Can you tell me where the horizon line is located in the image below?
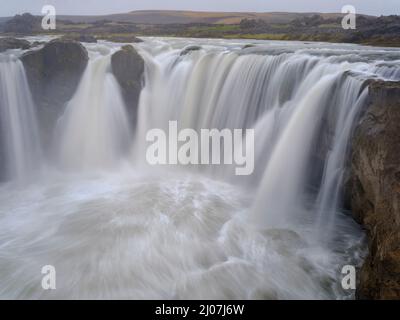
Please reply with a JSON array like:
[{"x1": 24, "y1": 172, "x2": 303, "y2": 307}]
[{"x1": 0, "y1": 9, "x2": 383, "y2": 19}]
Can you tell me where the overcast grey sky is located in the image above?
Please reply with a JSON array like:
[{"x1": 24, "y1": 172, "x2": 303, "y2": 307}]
[{"x1": 1, "y1": 0, "x2": 399, "y2": 17}]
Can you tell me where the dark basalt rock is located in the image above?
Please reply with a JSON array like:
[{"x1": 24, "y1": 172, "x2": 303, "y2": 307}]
[
  {"x1": 243, "y1": 44, "x2": 256, "y2": 49},
  {"x1": 349, "y1": 80, "x2": 400, "y2": 299},
  {"x1": 180, "y1": 45, "x2": 202, "y2": 56},
  {"x1": 21, "y1": 40, "x2": 89, "y2": 146},
  {"x1": 30, "y1": 41, "x2": 46, "y2": 48},
  {"x1": 0, "y1": 37, "x2": 30, "y2": 52},
  {"x1": 111, "y1": 45, "x2": 145, "y2": 128}
]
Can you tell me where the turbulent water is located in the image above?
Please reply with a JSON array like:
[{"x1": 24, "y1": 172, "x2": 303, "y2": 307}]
[{"x1": 1, "y1": 37, "x2": 400, "y2": 299}]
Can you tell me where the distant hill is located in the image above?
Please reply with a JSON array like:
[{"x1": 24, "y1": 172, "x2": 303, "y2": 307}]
[
  {"x1": 3, "y1": 10, "x2": 397, "y2": 48},
  {"x1": 56, "y1": 10, "x2": 360, "y2": 25},
  {"x1": 0, "y1": 17, "x2": 11, "y2": 24}
]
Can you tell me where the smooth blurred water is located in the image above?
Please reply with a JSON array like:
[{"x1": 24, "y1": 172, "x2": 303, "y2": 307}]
[
  {"x1": 57, "y1": 51, "x2": 131, "y2": 170},
  {"x1": 0, "y1": 55, "x2": 41, "y2": 181},
  {"x1": 1, "y1": 37, "x2": 400, "y2": 299}
]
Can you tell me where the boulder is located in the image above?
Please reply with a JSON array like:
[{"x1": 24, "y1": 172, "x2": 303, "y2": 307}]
[
  {"x1": 180, "y1": 45, "x2": 202, "y2": 56},
  {"x1": 243, "y1": 44, "x2": 256, "y2": 49},
  {"x1": 349, "y1": 80, "x2": 400, "y2": 299},
  {"x1": 0, "y1": 37, "x2": 30, "y2": 52},
  {"x1": 111, "y1": 45, "x2": 144, "y2": 127},
  {"x1": 21, "y1": 40, "x2": 89, "y2": 145}
]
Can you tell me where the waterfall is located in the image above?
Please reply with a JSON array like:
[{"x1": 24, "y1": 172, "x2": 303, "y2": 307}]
[
  {"x1": 2, "y1": 38, "x2": 399, "y2": 299},
  {"x1": 251, "y1": 73, "x2": 367, "y2": 237},
  {"x1": 134, "y1": 44, "x2": 370, "y2": 243},
  {"x1": 56, "y1": 54, "x2": 131, "y2": 171},
  {"x1": 0, "y1": 55, "x2": 41, "y2": 181}
]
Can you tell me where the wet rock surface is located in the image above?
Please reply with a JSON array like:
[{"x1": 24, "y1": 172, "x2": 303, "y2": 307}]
[
  {"x1": 21, "y1": 40, "x2": 89, "y2": 145},
  {"x1": 349, "y1": 80, "x2": 400, "y2": 299},
  {"x1": 0, "y1": 37, "x2": 30, "y2": 52},
  {"x1": 111, "y1": 45, "x2": 145, "y2": 127}
]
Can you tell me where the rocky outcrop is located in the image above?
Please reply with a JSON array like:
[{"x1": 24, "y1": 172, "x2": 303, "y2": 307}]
[
  {"x1": 111, "y1": 45, "x2": 144, "y2": 126},
  {"x1": 0, "y1": 37, "x2": 30, "y2": 52},
  {"x1": 21, "y1": 40, "x2": 88, "y2": 144},
  {"x1": 349, "y1": 80, "x2": 400, "y2": 299},
  {"x1": 180, "y1": 45, "x2": 202, "y2": 56}
]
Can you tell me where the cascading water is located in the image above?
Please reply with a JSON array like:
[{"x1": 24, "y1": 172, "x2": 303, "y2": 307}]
[
  {"x1": 0, "y1": 54, "x2": 41, "y2": 181},
  {"x1": 251, "y1": 73, "x2": 367, "y2": 234},
  {"x1": 134, "y1": 43, "x2": 372, "y2": 241},
  {"x1": 56, "y1": 51, "x2": 131, "y2": 170},
  {"x1": 1, "y1": 38, "x2": 400, "y2": 299}
]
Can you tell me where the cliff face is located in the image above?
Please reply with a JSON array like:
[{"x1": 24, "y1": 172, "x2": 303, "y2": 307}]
[{"x1": 350, "y1": 80, "x2": 400, "y2": 299}]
